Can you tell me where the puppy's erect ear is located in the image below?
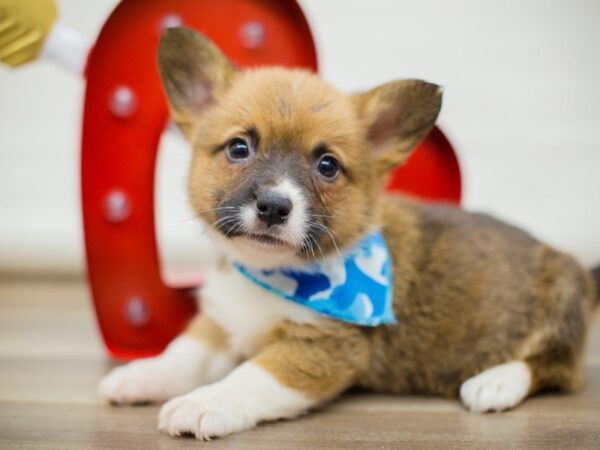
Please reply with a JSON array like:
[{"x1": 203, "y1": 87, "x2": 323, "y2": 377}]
[
  {"x1": 158, "y1": 27, "x2": 236, "y2": 141},
  {"x1": 352, "y1": 80, "x2": 442, "y2": 172}
]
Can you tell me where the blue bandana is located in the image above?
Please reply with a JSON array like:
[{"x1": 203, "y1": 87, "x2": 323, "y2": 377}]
[{"x1": 232, "y1": 231, "x2": 396, "y2": 326}]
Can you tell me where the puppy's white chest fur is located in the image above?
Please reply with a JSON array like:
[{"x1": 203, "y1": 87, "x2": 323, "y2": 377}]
[{"x1": 200, "y1": 262, "x2": 320, "y2": 358}]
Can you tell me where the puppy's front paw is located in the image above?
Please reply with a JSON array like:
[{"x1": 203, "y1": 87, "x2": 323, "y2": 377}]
[
  {"x1": 460, "y1": 360, "x2": 531, "y2": 413},
  {"x1": 99, "y1": 361, "x2": 174, "y2": 405},
  {"x1": 158, "y1": 386, "x2": 255, "y2": 440}
]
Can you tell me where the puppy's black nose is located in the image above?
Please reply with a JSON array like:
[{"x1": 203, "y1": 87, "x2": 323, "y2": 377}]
[{"x1": 256, "y1": 192, "x2": 292, "y2": 227}]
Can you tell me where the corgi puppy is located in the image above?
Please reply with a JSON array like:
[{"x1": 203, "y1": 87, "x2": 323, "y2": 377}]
[{"x1": 99, "y1": 28, "x2": 599, "y2": 440}]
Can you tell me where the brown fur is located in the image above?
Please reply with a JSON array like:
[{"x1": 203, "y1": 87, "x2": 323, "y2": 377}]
[
  {"x1": 255, "y1": 323, "x2": 369, "y2": 399},
  {"x1": 184, "y1": 315, "x2": 229, "y2": 352},
  {"x1": 158, "y1": 28, "x2": 598, "y2": 407}
]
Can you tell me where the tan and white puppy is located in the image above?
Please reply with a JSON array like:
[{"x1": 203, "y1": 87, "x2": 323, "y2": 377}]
[{"x1": 99, "y1": 28, "x2": 600, "y2": 439}]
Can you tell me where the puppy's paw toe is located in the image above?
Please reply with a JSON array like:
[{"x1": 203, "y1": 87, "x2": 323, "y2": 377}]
[
  {"x1": 158, "y1": 387, "x2": 253, "y2": 440},
  {"x1": 460, "y1": 360, "x2": 531, "y2": 413},
  {"x1": 98, "y1": 363, "x2": 170, "y2": 405}
]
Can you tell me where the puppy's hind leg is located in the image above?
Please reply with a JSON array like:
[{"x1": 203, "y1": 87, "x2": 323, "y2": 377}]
[
  {"x1": 99, "y1": 315, "x2": 238, "y2": 405},
  {"x1": 461, "y1": 251, "x2": 593, "y2": 413},
  {"x1": 459, "y1": 360, "x2": 532, "y2": 413}
]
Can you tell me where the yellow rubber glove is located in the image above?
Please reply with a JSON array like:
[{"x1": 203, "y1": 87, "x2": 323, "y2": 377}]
[{"x1": 0, "y1": 0, "x2": 58, "y2": 67}]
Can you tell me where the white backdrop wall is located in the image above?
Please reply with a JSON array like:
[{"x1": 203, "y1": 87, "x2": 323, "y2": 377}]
[{"x1": 1, "y1": 0, "x2": 599, "y2": 276}]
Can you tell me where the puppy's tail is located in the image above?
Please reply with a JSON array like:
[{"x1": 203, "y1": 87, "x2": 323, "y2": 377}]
[{"x1": 592, "y1": 265, "x2": 600, "y2": 305}]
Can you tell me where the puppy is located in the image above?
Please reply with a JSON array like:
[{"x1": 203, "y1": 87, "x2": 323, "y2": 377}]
[{"x1": 99, "y1": 28, "x2": 599, "y2": 439}]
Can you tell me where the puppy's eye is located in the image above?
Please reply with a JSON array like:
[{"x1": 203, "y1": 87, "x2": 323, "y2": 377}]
[
  {"x1": 316, "y1": 155, "x2": 340, "y2": 181},
  {"x1": 225, "y1": 137, "x2": 253, "y2": 162}
]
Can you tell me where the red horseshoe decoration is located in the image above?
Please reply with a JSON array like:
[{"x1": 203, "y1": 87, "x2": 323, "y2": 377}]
[{"x1": 82, "y1": 0, "x2": 461, "y2": 360}]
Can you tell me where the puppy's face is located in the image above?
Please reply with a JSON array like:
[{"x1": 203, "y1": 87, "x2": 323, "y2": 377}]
[{"x1": 158, "y1": 28, "x2": 441, "y2": 268}]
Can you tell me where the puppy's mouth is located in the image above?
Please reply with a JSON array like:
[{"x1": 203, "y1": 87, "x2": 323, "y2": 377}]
[
  {"x1": 238, "y1": 232, "x2": 295, "y2": 249},
  {"x1": 211, "y1": 207, "x2": 299, "y2": 252}
]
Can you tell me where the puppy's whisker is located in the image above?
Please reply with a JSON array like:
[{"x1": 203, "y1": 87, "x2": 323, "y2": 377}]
[
  {"x1": 315, "y1": 239, "x2": 326, "y2": 265},
  {"x1": 204, "y1": 215, "x2": 239, "y2": 237},
  {"x1": 197, "y1": 221, "x2": 231, "y2": 238},
  {"x1": 310, "y1": 220, "x2": 341, "y2": 240},
  {"x1": 195, "y1": 206, "x2": 238, "y2": 216},
  {"x1": 212, "y1": 215, "x2": 237, "y2": 228},
  {"x1": 172, "y1": 215, "x2": 203, "y2": 223},
  {"x1": 216, "y1": 219, "x2": 240, "y2": 234},
  {"x1": 302, "y1": 222, "x2": 326, "y2": 261},
  {"x1": 302, "y1": 232, "x2": 318, "y2": 262},
  {"x1": 230, "y1": 220, "x2": 246, "y2": 236},
  {"x1": 310, "y1": 221, "x2": 342, "y2": 258},
  {"x1": 304, "y1": 226, "x2": 326, "y2": 264}
]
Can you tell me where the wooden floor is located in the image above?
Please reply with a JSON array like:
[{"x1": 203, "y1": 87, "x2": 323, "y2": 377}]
[{"x1": 0, "y1": 278, "x2": 599, "y2": 449}]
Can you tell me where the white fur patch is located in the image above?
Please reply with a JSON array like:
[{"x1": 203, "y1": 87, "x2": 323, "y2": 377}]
[
  {"x1": 239, "y1": 205, "x2": 256, "y2": 233},
  {"x1": 158, "y1": 361, "x2": 315, "y2": 440},
  {"x1": 460, "y1": 360, "x2": 531, "y2": 413},
  {"x1": 201, "y1": 265, "x2": 320, "y2": 358},
  {"x1": 270, "y1": 178, "x2": 307, "y2": 245},
  {"x1": 98, "y1": 336, "x2": 237, "y2": 404}
]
